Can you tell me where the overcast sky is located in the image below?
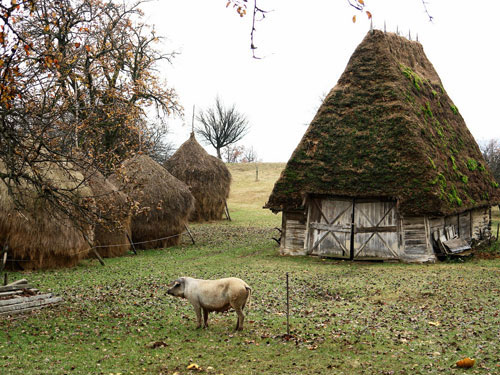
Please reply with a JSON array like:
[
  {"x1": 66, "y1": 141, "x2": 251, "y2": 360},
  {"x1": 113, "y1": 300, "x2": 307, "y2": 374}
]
[{"x1": 138, "y1": 0, "x2": 500, "y2": 162}]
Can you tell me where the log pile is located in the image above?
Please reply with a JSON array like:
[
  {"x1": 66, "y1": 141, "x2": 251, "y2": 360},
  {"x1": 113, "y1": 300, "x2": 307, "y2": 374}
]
[{"x1": 0, "y1": 278, "x2": 63, "y2": 316}]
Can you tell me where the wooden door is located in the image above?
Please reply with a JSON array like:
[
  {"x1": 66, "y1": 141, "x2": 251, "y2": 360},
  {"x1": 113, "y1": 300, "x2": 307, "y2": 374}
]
[
  {"x1": 307, "y1": 198, "x2": 353, "y2": 258},
  {"x1": 353, "y1": 200, "x2": 399, "y2": 259}
]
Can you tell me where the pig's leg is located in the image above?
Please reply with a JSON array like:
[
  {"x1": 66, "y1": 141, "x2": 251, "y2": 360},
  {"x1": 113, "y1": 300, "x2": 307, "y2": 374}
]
[
  {"x1": 203, "y1": 308, "x2": 209, "y2": 328},
  {"x1": 192, "y1": 303, "x2": 202, "y2": 329}
]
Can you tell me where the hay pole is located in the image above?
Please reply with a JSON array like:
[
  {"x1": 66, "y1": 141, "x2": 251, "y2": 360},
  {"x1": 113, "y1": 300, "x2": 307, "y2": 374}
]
[
  {"x1": 224, "y1": 200, "x2": 232, "y2": 221},
  {"x1": 82, "y1": 233, "x2": 105, "y2": 266},
  {"x1": 184, "y1": 224, "x2": 196, "y2": 245},
  {"x1": 191, "y1": 104, "x2": 196, "y2": 133},
  {"x1": 92, "y1": 248, "x2": 105, "y2": 266},
  {"x1": 126, "y1": 232, "x2": 138, "y2": 255},
  {"x1": 496, "y1": 223, "x2": 499, "y2": 242}
]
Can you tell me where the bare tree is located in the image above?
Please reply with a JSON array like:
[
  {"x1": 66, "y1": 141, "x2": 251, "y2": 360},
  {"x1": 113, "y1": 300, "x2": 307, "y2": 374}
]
[
  {"x1": 196, "y1": 97, "x2": 249, "y2": 159},
  {"x1": 241, "y1": 145, "x2": 258, "y2": 163},
  {"x1": 222, "y1": 145, "x2": 244, "y2": 163},
  {"x1": 480, "y1": 139, "x2": 500, "y2": 183},
  {"x1": 0, "y1": 0, "x2": 179, "y2": 235}
]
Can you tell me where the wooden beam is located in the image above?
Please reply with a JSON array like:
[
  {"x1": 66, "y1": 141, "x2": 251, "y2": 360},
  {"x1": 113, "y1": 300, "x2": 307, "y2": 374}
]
[
  {"x1": 354, "y1": 226, "x2": 397, "y2": 233},
  {"x1": 0, "y1": 284, "x2": 34, "y2": 293},
  {"x1": 0, "y1": 293, "x2": 53, "y2": 307},
  {"x1": 0, "y1": 296, "x2": 63, "y2": 315},
  {"x1": 6, "y1": 278, "x2": 28, "y2": 286},
  {"x1": 309, "y1": 222, "x2": 351, "y2": 233}
]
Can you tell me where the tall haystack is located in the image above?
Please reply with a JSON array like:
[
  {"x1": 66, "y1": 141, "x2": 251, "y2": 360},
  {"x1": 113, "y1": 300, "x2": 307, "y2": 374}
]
[
  {"x1": 110, "y1": 155, "x2": 195, "y2": 249},
  {"x1": 265, "y1": 30, "x2": 500, "y2": 262},
  {"x1": 164, "y1": 132, "x2": 231, "y2": 221},
  {"x1": 83, "y1": 170, "x2": 132, "y2": 258},
  {"x1": 0, "y1": 162, "x2": 94, "y2": 269}
]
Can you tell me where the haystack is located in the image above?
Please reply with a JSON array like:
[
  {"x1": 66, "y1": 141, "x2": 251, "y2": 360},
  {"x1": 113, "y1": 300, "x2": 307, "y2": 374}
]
[
  {"x1": 82, "y1": 170, "x2": 132, "y2": 258},
  {"x1": 0, "y1": 162, "x2": 94, "y2": 269},
  {"x1": 164, "y1": 132, "x2": 231, "y2": 221},
  {"x1": 110, "y1": 155, "x2": 195, "y2": 249},
  {"x1": 265, "y1": 30, "x2": 500, "y2": 262}
]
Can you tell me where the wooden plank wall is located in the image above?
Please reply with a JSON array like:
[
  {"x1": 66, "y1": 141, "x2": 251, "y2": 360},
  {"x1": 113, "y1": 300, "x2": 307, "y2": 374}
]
[
  {"x1": 281, "y1": 211, "x2": 307, "y2": 255},
  {"x1": 471, "y1": 207, "x2": 490, "y2": 240},
  {"x1": 402, "y1": 217, "x2": 428, "y2": 255},
  {"x1": 458, "y1": 211, "x2": 472, "y2": 240}
]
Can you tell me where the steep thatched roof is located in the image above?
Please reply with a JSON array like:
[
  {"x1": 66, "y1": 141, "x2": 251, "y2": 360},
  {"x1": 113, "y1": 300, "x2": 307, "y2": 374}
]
[
  {"x1": 0, "y1": 162, "x2": 93, "y2": 269},
  {"x1": 164, "y1": 132, "x2": 231, "y2": 221},
  {"x1": 82, "y1": 171, "x2": 132, "y2": 258},
  {"x1": 266, "y1": 30, "x2": 500, "y2": 216},
  {"x1": 109, "y1": 155, "x2": 195, "y2": 249}
]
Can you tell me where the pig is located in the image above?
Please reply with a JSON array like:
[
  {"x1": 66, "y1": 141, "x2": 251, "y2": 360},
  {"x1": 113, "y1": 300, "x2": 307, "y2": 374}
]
[{"x1": 167, "y1": 277, "x2": 251, "y2": 331}]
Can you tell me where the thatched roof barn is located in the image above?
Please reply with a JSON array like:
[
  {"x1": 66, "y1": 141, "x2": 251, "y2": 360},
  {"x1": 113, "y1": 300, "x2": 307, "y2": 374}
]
[
  {"x1": 0, "y1": 162, "x2": 94, "y2": 269},
  {"x1": 110, "y1": 155, "x2": 195, "y2": 249},
  {"x1": 265, "y1": 30, "x2": 500, "y2": 262},
  {"x1": 164, "y1": 132, "x2": 231, "y2": 221},
  {"x1": 82, "y1": 171, "x2": 132, "y2": 258}
]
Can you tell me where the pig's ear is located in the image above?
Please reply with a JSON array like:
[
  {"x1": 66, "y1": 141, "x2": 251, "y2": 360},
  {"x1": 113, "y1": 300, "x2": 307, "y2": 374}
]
[{"x1": 174, "y1": 278, "x2": 184, "y2": 287}]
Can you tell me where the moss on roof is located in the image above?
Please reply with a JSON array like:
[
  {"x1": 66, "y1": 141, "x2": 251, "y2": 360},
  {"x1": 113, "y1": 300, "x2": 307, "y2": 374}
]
[{"x1": 265, "y1": 30, "x2": 500, "y2": 216}]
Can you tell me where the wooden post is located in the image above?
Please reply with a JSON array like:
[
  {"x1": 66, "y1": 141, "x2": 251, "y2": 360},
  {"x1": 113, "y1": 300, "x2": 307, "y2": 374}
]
[
  {"x1": 92, "y1": 249, "x2": 105, "y2": 266},
  {"x1": 3, "y1": 273, "x2": 7, "y2": 287},
  {"x1": 82, "y1": 233, "x2": 105, "y2": 266},
  {"x1": 1, "y1": 246, "x2": 7, "y2": 285},
  {"x1": 126, "y1": 232, "x2": 137, "y2": 255},
  {"x1": 224, "y1": 200, "x2": 232, "y2": 221},
  {"x1": 496, "y1": 223, "x2": 499, "y2": 242},
  {"x1": 286, "y1": 272, "x2": 290, "y2": 336},
  {"x1": 184, "y1": 224, "x2": 196, "y2": 245},
  {"x1": 255, "y1": 163, "x2": 259, "y2": 182},
  {"x1": 1, "y1": 248, "x2": 7, "y2": 271}
]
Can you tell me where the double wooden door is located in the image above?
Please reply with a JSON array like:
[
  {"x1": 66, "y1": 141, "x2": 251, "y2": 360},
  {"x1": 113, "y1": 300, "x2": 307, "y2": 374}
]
[{"x1": 307, "y1": 197, "x2": 399, "y2": 260}]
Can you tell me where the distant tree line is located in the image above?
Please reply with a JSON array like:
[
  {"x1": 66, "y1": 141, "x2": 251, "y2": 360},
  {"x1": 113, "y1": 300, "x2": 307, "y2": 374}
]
[{"x1": 481, "y1": 139, "x2": 500, "y2": 183}]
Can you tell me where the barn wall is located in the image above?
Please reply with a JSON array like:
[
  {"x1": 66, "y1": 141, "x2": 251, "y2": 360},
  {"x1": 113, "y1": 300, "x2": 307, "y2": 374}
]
[
  {"x1": 458, "y1": 211, "x2": 472, "y2": 240},
  {"x1": 471, "y1": 207, "x2": 491, "y2": 240},
  {"x1": 280, "y1": 211, "x2": 307, "y2": 255},
  {"x1": 400, "y1": 217, "x2": 436, "y2": 262}
]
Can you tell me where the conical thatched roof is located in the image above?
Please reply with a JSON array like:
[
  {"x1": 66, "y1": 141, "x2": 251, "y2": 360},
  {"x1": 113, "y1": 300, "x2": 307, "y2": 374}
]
[
  {"x1": 109, "y1": 155, "x2": 195, "y2": 249},
  {"x1": 0, "y1": 162, "x2": 93, "y2": 269},
  {"x1": 82, "y1": 170, "x2": 132, "y2": 258},
  {"x1": 164, "y1": 132, "x2": 231, "y2": 221},
  {"x1": 266, "y1": 30, "x2": 500, "y2": 216}
]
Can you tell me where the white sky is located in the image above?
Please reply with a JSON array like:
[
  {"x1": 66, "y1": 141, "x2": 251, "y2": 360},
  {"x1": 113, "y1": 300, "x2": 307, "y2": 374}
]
[{"x1": 139, "y1": 0, "x2": 500, "y2": 162}]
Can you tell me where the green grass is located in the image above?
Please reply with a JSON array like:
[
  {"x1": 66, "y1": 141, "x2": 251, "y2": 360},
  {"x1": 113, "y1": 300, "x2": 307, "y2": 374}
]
[{"x1": 1, "y1": 163, "x2": 500, "y2": 375}]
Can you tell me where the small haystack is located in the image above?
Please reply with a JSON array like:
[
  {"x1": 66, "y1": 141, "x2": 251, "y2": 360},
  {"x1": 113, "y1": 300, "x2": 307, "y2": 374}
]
[
  {"x1": 83, "y1": 171, "x2": 132, "y2": 258},
  {"x1": 110, "y1": 155, "x2": 195, "y2": 249},
  {"x1": 0, "y1": 162, "x2": 93, "y2": 269},
  {"x1": 164, "y1": 132, "x2": 231, "y2": 221}
]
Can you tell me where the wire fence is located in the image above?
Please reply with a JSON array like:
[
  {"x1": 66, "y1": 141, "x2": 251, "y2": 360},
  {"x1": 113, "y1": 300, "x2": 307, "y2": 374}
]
[{"x1": 2, "y1": 231, "x2": 190, "y2": 263}]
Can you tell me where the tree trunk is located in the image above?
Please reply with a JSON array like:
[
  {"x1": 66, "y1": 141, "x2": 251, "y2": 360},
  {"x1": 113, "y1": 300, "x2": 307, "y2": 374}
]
[{"x1": 216, "y1": 148, "x2": 222, "y2": 160}]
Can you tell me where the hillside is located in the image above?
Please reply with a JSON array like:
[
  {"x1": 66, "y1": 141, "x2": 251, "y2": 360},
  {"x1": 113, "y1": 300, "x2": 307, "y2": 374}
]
[{"x1": 226, "y1": 162, "x2": 285, "y2": 226}]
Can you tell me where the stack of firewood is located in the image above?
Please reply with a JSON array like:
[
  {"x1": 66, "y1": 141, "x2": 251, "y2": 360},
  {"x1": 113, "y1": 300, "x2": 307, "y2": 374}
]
[{"x1": 0, "y1": 279, "x2": 63, "y2": 316}]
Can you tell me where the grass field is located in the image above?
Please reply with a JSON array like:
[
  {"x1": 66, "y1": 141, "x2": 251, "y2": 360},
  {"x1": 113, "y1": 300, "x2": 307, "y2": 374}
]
[{"x1": 1, "y1": 163, "x2": 500, "y2": 375}]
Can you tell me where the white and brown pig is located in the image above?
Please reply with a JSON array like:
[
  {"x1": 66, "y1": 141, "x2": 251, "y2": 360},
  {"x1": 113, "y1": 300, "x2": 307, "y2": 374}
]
[{"x1": 167, "y1": 277, "x2": 251, "y2": 331}]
